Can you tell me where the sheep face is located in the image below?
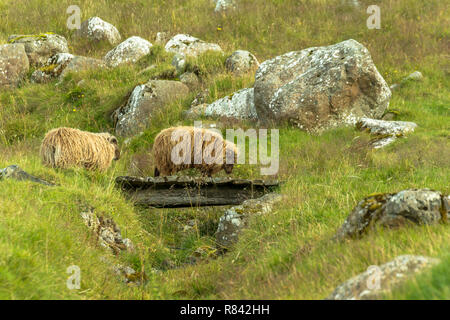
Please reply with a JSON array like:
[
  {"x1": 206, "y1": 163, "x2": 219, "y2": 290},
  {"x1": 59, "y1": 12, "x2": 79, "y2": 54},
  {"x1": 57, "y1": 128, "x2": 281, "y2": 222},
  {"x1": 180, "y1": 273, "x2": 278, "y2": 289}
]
[
  {"x1": 223, "y1": 163, "x2": 234, "y2": 174},
  {"x1": 102, "y1": 133, "x2": 120, "y2": 160}
]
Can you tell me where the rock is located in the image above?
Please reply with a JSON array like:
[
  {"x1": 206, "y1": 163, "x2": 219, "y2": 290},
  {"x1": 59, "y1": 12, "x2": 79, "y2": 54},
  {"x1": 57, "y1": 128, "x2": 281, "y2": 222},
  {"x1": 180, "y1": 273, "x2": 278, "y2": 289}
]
[
  {"x1": 80, "y1": 207, "x2": 133, "y2": 255},
  {"x1": 214, "y1": 0, "x2": 236, "y2": 12},
  {"x1": 225, "y1": 50, "x2": 259, "y2": 74},
  {"x1": 104, "y1": 36, "x2": 152, "y2": 67},
  {"x1": 77, "y1": 17, "x2": 121, "y2": 45},
  {"x1": 390, "y1": 71, "x2": 423, "y2": 91},
  {"x1": 334, "y1": 189, "x2": 449, "y2": 241},
  {"x1": 186, "y1": 88, "x2": 257, "y2": 120},
  {"x1": 216, "y1": 193, "x2": 283, "y2": 249},
  {"x1": 155, "y1": 32, "x2": 170, "y2": 45},
  {"x1": 113, "y1": 80, "x2": 189, "y2": 136},
  {"x1": 0, "y1": 43, "x2": 29, "y2": 88},
  {"x1": 357, "y1": 117, "x2": 417, "y2": 148},
  {"x1": 172, "y1": 53, "x2": 187, "y2": 74},
  {"x1": 0, "y1": 165, "x2": 55, "y2": 186},
  {"x1": 165, "y1": 34, "x2": 223, "y2": 57},
  {"x1": 8, "y1": 33, "x2": 69, "y2": 67},
  {"x1": 254, "y1": 39, "x2": 391, "y2": 132},
  {"x1": 179, "y1": 72, "x2": 199, "y2": 89},
  {"x1": 113, "y1": 264, "x2": 147, "y2": 285},
  {"x1": 31, "y1": 53, "x2": 105, "y2": 83},
  {"x1": 327, "y1": 255, "x2": 440, "y2": 300}
]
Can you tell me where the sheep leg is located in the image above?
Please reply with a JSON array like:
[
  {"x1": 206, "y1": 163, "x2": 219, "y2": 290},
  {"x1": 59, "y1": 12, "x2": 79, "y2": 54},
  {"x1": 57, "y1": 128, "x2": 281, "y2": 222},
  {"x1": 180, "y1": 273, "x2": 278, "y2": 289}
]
[{"x1": 154, "y1": 167, "x2": 160, "y2": 177}]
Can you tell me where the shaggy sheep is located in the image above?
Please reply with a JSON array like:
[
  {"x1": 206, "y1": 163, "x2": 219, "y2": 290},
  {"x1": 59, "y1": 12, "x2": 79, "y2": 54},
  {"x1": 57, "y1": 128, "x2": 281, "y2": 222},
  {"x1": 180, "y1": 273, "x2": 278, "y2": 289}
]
[
  {"x1": 153, "y1": 126, "x2": 238, "y2": 177},
  {"x1": 40, "y1": 127, "x2": 120, "y2": 171}
]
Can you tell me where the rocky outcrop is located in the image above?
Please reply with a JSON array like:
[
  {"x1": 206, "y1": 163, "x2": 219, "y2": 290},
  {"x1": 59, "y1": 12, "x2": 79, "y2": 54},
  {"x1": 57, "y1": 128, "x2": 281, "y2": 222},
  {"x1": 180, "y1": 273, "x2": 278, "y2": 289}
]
[
  {"x1": 185, "y1": 88, "x2": 257, "y2": 120},
  {"x1": 216, "y1": 193, "x2": 283, "y2": 249},
  {"x1": 165, "y1": 34, "x2": 222, "y2": 57},
  {"x1": 104, "y1": 36, "x2": 152, "y2": 67},
  {"x1": 77, "y1": 17, "x2": 121, "y2": 45},
  {"x1": 225, "y1": 50, "x2": 259, "y2": 75},
  {"x1": 254, "y1": 39, "x2": 391, "y2": 132},
  {"x1": 356, "y1": 117, "x2": 417, "y2": 148},
  {"x1": 327, "y1": 255, "x2": 439, "y2": 300},
  {"x1": 0, "y1": 43, "x2": 29, "y2": 88},
  {"x1": 335, "y1": 189, "x2": 449, "y2": 241},
  {"x1": 113, "y1": 80, "x2": 189, "y2": 136},
  {"x1": 0, "y1": 165, "x2": 55, "y2": 186},
  {"x1": 31, "y1": 53, "x2": 105, "y2": 83},
  {"x1": 8, "y1": 33, "x2": 69, "y2": 67},
  {"x1": 80, "y1": 207, "x2": 134, "y2": 255}
]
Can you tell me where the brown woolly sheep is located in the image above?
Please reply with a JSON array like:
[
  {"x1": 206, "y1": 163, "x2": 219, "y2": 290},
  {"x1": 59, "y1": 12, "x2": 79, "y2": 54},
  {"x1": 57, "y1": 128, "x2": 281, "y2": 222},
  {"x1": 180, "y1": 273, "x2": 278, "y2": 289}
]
[
  {"x1": 153, "y1": 126, "x2": 238, "y2": 177},
  {"x1": 40, "y1": 127, "x2": 120, "y2": 171}
]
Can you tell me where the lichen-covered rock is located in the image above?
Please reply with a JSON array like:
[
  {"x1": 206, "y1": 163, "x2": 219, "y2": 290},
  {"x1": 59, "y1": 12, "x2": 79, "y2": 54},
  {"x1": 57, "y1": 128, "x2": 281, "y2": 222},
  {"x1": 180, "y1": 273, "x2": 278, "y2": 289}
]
[
  {"x1": 8, "y1": 33, "x2": 69, "y2": 67},
  {"x1": 165, "y1": 34, "x2": 223, "y2": 57},
  {"x1": 113, "y1": 80, "x2": 189, "y2": 136},
  {"x1": 254, "y1": 39, "x2": 391, "y2": 132},
  {"x1": 216, "y1": 193, "x2": 283, "y2": 249},
  {"x1": 357, "y1": 117, "x2": 417, "y2": 148},
  {"x1": 186, "y1": 88, "x2": 257, "y2": 120},
  {"x1": 214, "y1": 0, "x2": 236, "y2": 12},
  {"x1": 80, "y1": 207, "x2": 133, "y2": 255},
  {"x1": 0, "y1": 43, "x2": 29, "y2": 88},
  {"x1": 77, "y1": 17, "x2": 121, "y2": 45},
  {"x1": 335, "y1": 189, "x2": 449, "y2": 241},
  {"x1": 390, "y1": 71, "x2": 423, "y2": 91},
  {"x1": 225, "y1": 50, "x2": 259, "y2": 75},
  {"x1": 179, "y1": 72, "x2": 199, "y2": 89},
  {"x1": 31, "y1": 53, "x2": 105, "y2": 83},
  {"x1": 0, "y1": 165, "x2": 54, "y2": 186},
  {"x1": 172, "y1": 53, "x2": 187, "y2": 74},
  {"x1": 104, "y1": 36, "x2": 152, "y2": 67},
  {"x1": 327, "y1": 255, "x2": 440, "y2": 300}
]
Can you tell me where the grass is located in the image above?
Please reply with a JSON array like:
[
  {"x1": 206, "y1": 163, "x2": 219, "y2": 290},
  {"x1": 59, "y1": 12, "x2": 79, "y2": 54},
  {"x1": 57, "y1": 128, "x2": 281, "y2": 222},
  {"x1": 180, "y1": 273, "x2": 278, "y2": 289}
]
[{"x1": 0, "y1": 0, "x2": 449, "y2": 299}]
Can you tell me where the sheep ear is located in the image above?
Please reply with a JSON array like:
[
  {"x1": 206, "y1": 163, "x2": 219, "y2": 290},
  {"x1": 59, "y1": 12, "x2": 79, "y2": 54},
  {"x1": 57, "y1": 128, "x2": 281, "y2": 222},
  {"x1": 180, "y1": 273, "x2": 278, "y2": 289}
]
[{"x1": 109, "y1": 136, "x2": 118, "y2": 144}]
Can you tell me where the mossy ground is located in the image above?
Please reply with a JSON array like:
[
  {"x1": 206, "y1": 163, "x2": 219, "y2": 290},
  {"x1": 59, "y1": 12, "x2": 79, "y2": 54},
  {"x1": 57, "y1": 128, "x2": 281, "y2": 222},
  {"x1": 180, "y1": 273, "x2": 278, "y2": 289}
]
[{"x1": 0, "y1": 0, "x2": 449, "y2": 299}]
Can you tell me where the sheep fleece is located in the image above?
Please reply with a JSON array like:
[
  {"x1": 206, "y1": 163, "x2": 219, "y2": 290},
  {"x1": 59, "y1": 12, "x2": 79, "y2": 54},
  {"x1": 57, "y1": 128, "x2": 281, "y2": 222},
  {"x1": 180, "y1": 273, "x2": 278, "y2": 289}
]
[
  {"x1": 40, "y1": 127, "x2": 119, "y2": 170},
  {"x1": 153, "y1": 126, "x2": 238, "y2": 176}
]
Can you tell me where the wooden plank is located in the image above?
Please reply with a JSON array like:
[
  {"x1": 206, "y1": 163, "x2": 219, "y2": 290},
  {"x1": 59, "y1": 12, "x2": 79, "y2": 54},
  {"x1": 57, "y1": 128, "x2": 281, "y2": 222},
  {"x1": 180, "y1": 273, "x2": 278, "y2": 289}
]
[{"x1": 115, "y1": 176, "x2": 280, "y2": 208}]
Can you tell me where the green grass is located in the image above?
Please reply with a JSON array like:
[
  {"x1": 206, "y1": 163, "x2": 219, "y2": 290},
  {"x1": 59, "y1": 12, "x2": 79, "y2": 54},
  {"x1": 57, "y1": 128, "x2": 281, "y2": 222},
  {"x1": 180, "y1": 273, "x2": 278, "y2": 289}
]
[{"x1": 0, "y1": 0, "x2": 449, "y2": 299}]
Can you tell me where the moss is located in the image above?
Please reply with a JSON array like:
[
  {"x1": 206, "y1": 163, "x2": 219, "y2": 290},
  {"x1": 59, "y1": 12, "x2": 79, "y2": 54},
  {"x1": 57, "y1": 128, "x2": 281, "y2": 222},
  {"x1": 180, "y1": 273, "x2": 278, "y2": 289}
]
[
  {"x1": 8, "y1": 32, "x2": 55, "y2": 43},
  {"x1": 39, "y1": 64, "x2": 58, "y2": 73}
]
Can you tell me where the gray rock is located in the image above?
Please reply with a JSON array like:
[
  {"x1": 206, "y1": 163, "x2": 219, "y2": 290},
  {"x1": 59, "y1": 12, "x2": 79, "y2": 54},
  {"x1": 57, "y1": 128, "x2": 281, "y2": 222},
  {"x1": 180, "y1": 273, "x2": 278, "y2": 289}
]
[
  {"x1": 104, "y1": 36, "x2": 152, "y2": 67},
  {"x1": 77, "y1": 17, "x2": 121, "y2": 45},
  {"x1": 225, "y1": 50, "x2": 259, "y2": 75},
  {"x1": 216, "y1": 193, "x2": 283, "y2": 249},
  {"x1": 113, "y1": 80, "x2": 189, "y2": 136},
  {"x1": 327, "y1": 255, "x2": 440, "y2": 300},
  {"x1": 60, "y1": 55, "x2": 106, "y2": 78},
  {"x1": 0, "y1": 165, "x2": 54, "y2": 186},
  {"x1": 335, "y1": 189, "x2": 449, "y2": 241},
  {"x1": 390, "y1": 71, "x2": 424, "y2": 91},
  {"x1": 165, "y1": 34, "x2": 223, "y2": 57},
  {"x1": 254, "y1": 39, "x2": 391, "y2": 132},
  {"x1": 179, "y1": 72, "x2": 199, "y2": 89},
  {"x1": 8, "y1": 33, "x2": 69, "y2": 67},
  {"x1": 0, "y1": 43, "x2": 29, "y2": 88},
  {"x1": 186, "y1": 88, "x2": 257, "y2": 120},
  {"x1": 357, "y1": 117, "x2": 417, "y2": 148},
  {"x1": 172, "y1": 53, "x2": 187, "y2": 74},
  {"x1": 214, "y1": 0, "x2": 236, "y2": 12}
]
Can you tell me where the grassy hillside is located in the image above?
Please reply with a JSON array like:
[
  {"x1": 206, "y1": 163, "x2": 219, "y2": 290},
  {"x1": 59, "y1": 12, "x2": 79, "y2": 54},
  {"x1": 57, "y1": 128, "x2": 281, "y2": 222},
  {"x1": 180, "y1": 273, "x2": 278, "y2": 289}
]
[{"x1": 0, "y1": 0, "x2": 449, "y2": 299}]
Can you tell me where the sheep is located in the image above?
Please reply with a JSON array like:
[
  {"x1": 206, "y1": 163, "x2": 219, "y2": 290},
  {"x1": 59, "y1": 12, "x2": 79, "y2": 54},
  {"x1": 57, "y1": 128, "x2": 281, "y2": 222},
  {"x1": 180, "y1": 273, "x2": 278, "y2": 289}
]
[
  {"x1": 40, "y1": 127, "x2": 120, "y2": 171},
  {"x1": 152, "y1": 126, "x2": 238, "y2": 177}
]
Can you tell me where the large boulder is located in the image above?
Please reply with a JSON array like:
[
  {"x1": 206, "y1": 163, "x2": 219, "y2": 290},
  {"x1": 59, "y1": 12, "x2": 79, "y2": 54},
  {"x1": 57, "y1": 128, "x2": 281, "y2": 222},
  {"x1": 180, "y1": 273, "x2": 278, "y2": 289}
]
[
  {"x1": 104, "y1": 36, "x2": 152, "y2": 67},
  {"x1": 357, "y1": 117, "x2": 417, "y2": 148},
  {"x1": 165, "y1": 34, "x2": 222, "y2": 57},
  {"x1": 254, "y1": 39, "x2": 391, "y2": 132},
  {"x1": 216, "y1": 193, "x2": 283, "y2": 249},
  {"x1": 8, "y1": 33, "x2": 69, "y2": 67},
  {"x1": 77, "y1": 17, "x2": 121, "y2": 45},
  {"x1": 327, "y1": 255, "x2": 439, "y2": 300},
  {"x1": 113, "y1": 80, "x2": 189, "y2": 137},
  {"x1": 0, "y1": 43, "x2": 29, "y2": 88},
  {"x1": 185, "y1": 88, "x2": 257, "y2": 120},
  {"x1": 31, "y1": 53, "x2": 105, "y2": 83},
  {"x1": 225, "y1": 50, "x2": 259, "y2": 75},
  {"x1": 214, "y1": 0, "x2": 236, "y2": 12},
  {"x1": 334, "y1": 189, "x2": 449, "y2": 241}
]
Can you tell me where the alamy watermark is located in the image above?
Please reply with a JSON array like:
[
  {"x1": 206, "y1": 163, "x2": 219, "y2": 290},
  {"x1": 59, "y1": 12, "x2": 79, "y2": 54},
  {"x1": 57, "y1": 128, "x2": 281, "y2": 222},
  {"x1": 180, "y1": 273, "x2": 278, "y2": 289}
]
[
  {"x1": 367, "y1": 5, "x2": 381, "y2": 29},
  {"x1": 170, "y1": 122, "x2": 279, "y2": 176},
  {"x1": 66, "y1": 5, "x2": 81, "y2": 30},
  {"x1": 366, "y1": 265, "x2": 382, "y2": 291},
  {"x1": 66, "y1": 265, "x2": 81, "y2": 290}
]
